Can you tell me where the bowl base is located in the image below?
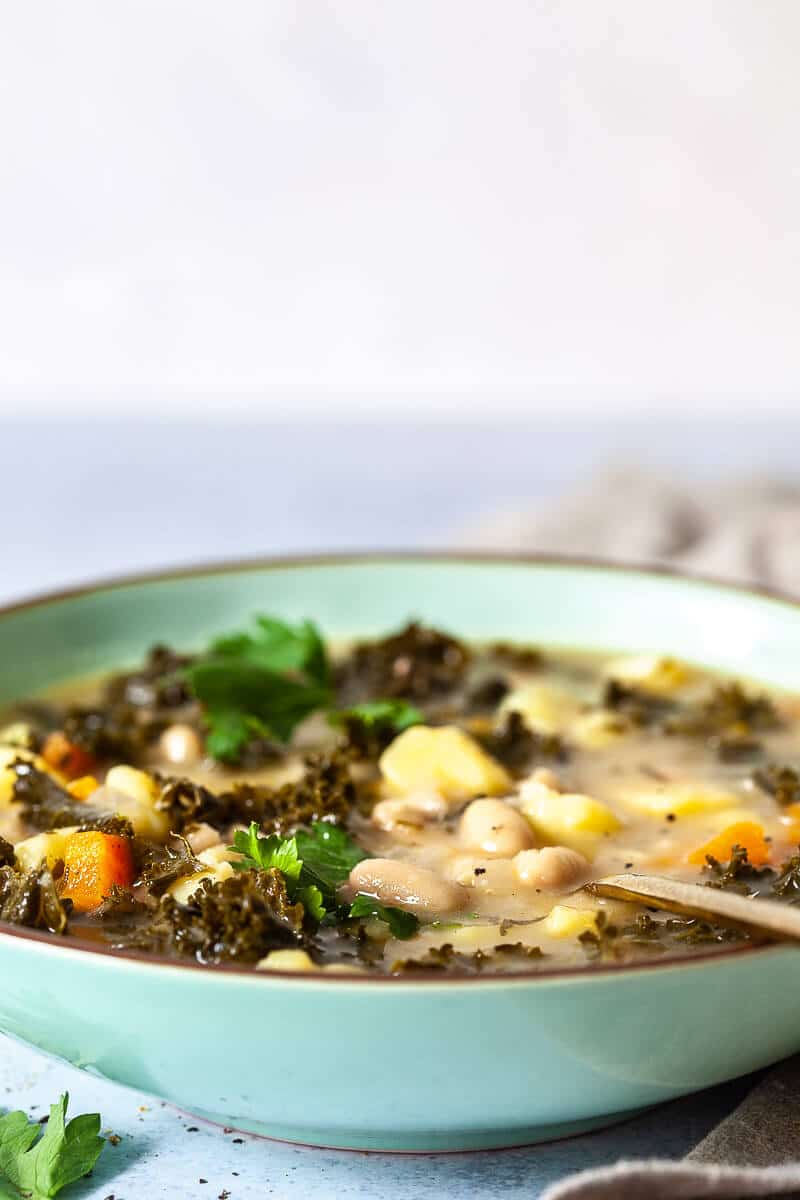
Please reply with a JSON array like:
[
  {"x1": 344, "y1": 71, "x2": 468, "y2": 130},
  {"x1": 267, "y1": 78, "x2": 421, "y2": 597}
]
[{"x1": 189, "y1": 1104, "x2": 651, "y2": 1153}]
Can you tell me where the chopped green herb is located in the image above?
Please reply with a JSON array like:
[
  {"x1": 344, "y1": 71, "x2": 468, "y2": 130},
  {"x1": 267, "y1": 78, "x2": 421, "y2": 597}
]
[
  {"x1": 294, "y1": 821, "x2": 367, "y2": 904},
  {"x1": 230, "y1": 819, "x2": 366, "y2": 921},
  {"x1": 0, "y1": 1093, "x2": 104, "y2": 1200},
  {"x1": 186, "y1": 617, "x2": 332, "y2": 762},
  {"x1": 348, "y1": 895, "x2": 419, "y2": 939},
  {"x1": 331, "y1": 699, "x2": 423, "y2": 757}
]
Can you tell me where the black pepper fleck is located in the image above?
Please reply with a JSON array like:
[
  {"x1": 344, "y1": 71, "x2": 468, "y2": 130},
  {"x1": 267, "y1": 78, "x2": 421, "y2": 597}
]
[
  {"x1": 232, "y1": 1138, "x2": 244, "y2": 1144},
  {"x1": 666, "y1": 813, "x2": 676, "y2": 822},
  {"x1": 624, "y1": 862, "x2": 633, "y2": 869},
  {"x1": 474, "y1": 868, "x2": 486, "y2": 876},
  {"x1": 186, "y1": 1126, "x2": 199, "y2": 1132}
]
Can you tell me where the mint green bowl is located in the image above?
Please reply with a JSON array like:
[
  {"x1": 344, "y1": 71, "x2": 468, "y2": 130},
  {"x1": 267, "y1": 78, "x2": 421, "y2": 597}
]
[{"x1": 2, "y1": 555, "x2": 800, "y2": 1151}]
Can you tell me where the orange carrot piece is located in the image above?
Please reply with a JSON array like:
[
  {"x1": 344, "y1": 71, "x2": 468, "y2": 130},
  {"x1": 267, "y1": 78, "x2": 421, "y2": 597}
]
[
  {"x1": 66, "y1": 775, "x2": 100, "y2": 802},
  {"x1": 688, "y1": 821, "x2": 771, "y2": 867},
  {"x1": 42, "y1": 731, "x2": 95, "y2": 781},
  {"x1": 59, "y1": 831, "x2": 136, "y2": 913}
]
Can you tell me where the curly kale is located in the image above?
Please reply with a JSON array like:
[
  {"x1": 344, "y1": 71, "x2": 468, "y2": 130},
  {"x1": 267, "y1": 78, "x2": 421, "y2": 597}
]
[
  {"x1": 703, "y1": 845, "x2": 774, "y2": 895},
  {"x1": 487, "y1": 643, "x2": 544, "y2": 671},
  {"x1": 477, "y1": 711, "x2": 567, "y2": 775},
  {"x1": 134, "y1": 837, "x2": 202, "y2": 896},
  {"x1": 465, "y1": 675, "x2": 511, "y2": 713},
  {"x1": 753, "y1": 765, "x2": 800, "y2": 807},
  {"x1": 668, "y1": 683, "x2": 780, "y2": 759},
  {"x1": 0, "y1": 866, "x2": 70, "y2": 934},
  {"x1": 10, "y1": 762, "x2": 134, "y2": 837},
  {"x1": 0, "y1": 836, "x2": 15, "y2": 868},
  {"x1": 156, "y1": 749, "x2": 357, "y2": 836},
  {"x1": 118, "y1": 869, "x2": 307, "y2": 964},
  {"x1": 770, "y1": 850, "x2": 800, "y2": 903},
  {"x1": 103, "y1": 644, "x2": 194, "y2": 710},
  {"x1": 335, "y1": 622, "x2": 470, "y2": 704},
  {"x1": 390, "y1": 941, "x2": 544, "y2": 975},
  {"x1": 602, "y1": 680, "x2": 679, "y2": 727},
  {"x1": 578, "y1": 910, "x2": 744, "y2": 959}
]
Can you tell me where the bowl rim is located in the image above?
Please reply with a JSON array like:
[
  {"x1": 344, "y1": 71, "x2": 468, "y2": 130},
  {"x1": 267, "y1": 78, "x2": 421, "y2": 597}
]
[{"x1": 0, "y1": 549, "x2": 797, "y2": 987}]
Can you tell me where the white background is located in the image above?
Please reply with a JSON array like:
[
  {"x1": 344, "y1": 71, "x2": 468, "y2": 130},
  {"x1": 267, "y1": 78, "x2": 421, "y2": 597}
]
[{"x1": 0, "y1": 1, "x2": 798, "y2": 418}]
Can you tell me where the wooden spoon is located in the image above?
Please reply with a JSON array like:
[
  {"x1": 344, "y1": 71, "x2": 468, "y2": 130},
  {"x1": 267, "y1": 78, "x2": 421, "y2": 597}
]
[{"x1": 587, "y1": 873, "x2": 800, "y2": 942}]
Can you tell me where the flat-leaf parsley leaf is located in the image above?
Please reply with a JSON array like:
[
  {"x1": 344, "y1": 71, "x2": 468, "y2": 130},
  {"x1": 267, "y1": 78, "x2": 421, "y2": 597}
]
[{"x1": 0, "y1": 1093, "x2": 104, "y2": 1200}]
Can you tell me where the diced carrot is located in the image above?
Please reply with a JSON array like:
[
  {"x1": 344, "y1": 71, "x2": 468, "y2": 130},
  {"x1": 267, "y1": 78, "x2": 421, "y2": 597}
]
[
  {"x1": 688, "y1": 821, "x2": 771, "y2": 867},
  {"x1": 42, "y1": 731, "x2": 95, "y2": 781},
  {"x1": 66, "y1": 775, "x2": 100, "y2": 802},
  {"x1": 59, "y1": 831, "x2": 136, "y2": 913}
]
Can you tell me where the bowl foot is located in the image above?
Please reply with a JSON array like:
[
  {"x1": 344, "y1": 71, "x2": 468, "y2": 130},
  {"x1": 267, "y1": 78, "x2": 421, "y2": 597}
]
[{"x1": 188, "y1": 1105, "x2": 651, "y2": 1153}]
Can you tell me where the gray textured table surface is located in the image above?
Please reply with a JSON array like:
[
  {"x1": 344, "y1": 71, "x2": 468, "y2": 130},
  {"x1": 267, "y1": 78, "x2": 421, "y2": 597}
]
[{"x1": 0, "y1": 414, "x2": 789, "y2": 1197}]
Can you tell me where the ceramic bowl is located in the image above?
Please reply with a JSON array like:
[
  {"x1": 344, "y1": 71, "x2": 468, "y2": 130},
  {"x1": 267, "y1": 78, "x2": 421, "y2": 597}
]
[{"x1": 1, "y1": 556, "x2": 800, "y2": 1152}]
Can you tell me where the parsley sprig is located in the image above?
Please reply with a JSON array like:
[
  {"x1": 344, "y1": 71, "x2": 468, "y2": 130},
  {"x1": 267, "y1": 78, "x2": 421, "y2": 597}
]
[
  {"x1": 186, "y1": 617, "x2": 423, "y2": 764},
  {"x1": 0, "y1": 1093, "x2": 104, "y2": 1199},
  {"x1": 231, "y1": 821, "x2": 419, "y2": 938},
  {"x1": 186, "y1": 617, "x2": 332, "y2": 762}
]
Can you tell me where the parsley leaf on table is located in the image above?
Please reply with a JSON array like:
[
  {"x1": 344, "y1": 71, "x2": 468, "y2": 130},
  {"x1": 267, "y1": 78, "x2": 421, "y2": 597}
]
[
  {"x1": 0, "y1": 1093, "x2": 104, "y2": 1199},
  {"x1": 186, "y1": 616, "x2": 333, "y2": 762}
]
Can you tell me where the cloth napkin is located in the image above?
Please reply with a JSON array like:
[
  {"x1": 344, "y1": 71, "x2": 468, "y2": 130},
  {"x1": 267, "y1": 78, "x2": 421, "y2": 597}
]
[
  {"x1": 464, "y1": 468, "x2": 800, "y2": 1199},
  {"x1": 461, "y1": 467, "x2": 800, "y2": 593}
]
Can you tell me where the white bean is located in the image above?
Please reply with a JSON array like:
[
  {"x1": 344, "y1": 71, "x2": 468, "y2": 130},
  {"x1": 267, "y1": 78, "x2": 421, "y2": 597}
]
[
  {"x1": 158, "y1": 723, "x2": 203, "y2": 767},
  {"x1": 348, "y1": 858, "x2": 469, "y2": 917},
  {"x1": 185, "y1": 822, "x2": 222, "y2": 854},
  {"x1": 371, "y1": 792, "x2": 448, "y2": 832},
  {"x1": 459, "y1": 798, "x2": 535, "y2": 858},
  {"x1": 513, "y1": 846, "x2": 589, "y2": 891}
]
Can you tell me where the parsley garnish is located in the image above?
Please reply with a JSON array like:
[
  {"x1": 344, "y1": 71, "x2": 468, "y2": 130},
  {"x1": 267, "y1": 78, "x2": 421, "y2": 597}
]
[
  {"x1": 0, "y1": 1093, "x2": 104, "y2": 1199},
  {"x1": 186, "y1": 617, "x2": 332, "y2": 762},
  {"x1": 230, "y1": 823, "x2": 326, "y2": 921},
  {"x1": 348, "y1": 896, "x2": 419, "y2": 939},
  {"x1": 331, "y1": 699, "x2": 423, "y2": 735},
  {"x1": 231, "y1": 819, "x2": 368, "y2": 920}
]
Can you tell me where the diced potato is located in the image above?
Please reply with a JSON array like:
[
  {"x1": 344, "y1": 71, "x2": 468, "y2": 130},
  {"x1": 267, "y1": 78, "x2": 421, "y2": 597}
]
[
  {"x1": 105, "y1": 765, "x2": 159, "y2": 808},
  {"x1": 168, "y1": 861, "x2": 234, "y2": 905},
  {"x1": 100, "y1": 766, "x2": 169, "y2": 839},
  {"x1": 0, "y1": 722, "x2": 35, "y2": 750},
  {"x1": 0, "y1": 746, "x2": 63, "y2": 809},
  {"x1": 257, "y1": 949, "x2": 319, "y2": 972},
  {"x1": 109, "y1": 793, "x2": 170, "y2": 841},
  {"x1": 380, "y1": 726, "x2": 511, "y2": 801},
  {"x1": 604, "y1": 654, "x2": 692, "y2": 694},
  {"x1": 197, "y1": 843, "x2": 238, "y2": 867},
  {"x1": 499, "y1": 683, "x2": 580, "y2": 734},
  {"x1": 542, "y1": 905, "x2": 598, "y2": 939},
  {"x1": 622, "y1": 783, "x2": 738, "y2": 818},
  {"x1": 14, "y1": 826, "x2": 79, "y2": 871},
  {"x1": 571, "y1": 711, "x2": 629, "y2": 749},
  {"x1": 520, "y1": 779, "x2": 620, "y2": 855}
]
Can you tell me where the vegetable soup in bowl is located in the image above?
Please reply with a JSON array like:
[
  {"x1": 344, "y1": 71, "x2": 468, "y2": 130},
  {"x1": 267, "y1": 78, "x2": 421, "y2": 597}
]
[{"x1": 2, "y1": 556, "x2": 800, "y2": 1150}]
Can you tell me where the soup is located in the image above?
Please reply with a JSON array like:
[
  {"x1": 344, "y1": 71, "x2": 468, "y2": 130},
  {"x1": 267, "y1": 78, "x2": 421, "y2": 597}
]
[{"x1": 1, "y1": 617, "x2": 798, "y2": 975}]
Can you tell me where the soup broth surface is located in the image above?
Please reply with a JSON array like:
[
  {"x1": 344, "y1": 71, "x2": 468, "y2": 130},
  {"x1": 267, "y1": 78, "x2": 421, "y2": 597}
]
[{"x1": 1, "y1": 621, "x2": 798, "y2": 975}]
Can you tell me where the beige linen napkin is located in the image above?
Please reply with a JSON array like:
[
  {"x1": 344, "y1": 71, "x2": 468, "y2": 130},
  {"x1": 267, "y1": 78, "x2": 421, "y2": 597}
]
[
  {"x1": 464, "y1": 469, "x2": 800, "y2": 1198},
  {"x1": 461, "y1": 467, "x2": 800, "y2": 594}
]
